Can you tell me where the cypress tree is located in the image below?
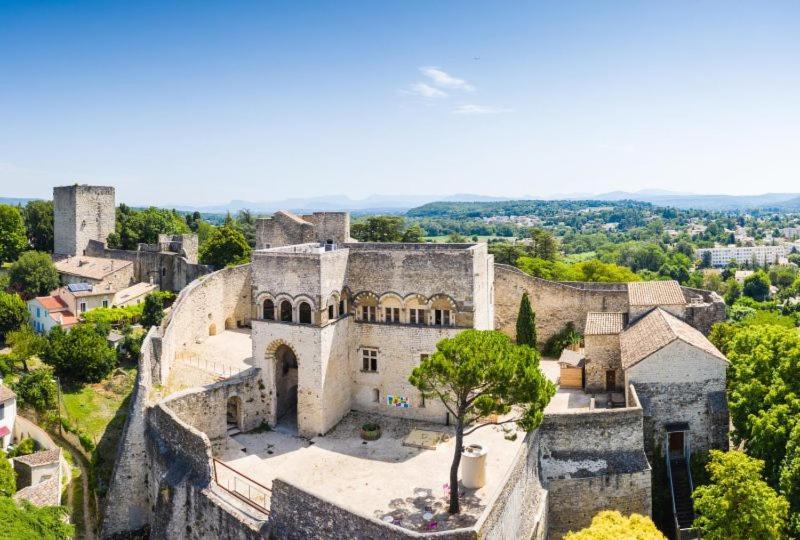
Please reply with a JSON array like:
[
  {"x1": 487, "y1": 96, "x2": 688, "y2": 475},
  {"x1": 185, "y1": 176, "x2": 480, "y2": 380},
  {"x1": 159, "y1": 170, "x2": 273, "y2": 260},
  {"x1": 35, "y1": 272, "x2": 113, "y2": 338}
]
[{"x1": 516, "y1": 292, "x2": 537, "y2": 348}]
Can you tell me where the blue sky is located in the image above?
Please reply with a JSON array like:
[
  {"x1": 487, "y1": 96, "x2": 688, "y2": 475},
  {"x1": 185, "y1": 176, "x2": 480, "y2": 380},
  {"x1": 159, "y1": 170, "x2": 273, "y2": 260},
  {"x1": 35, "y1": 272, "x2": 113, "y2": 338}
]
[{"x1": 1, "y1": 1, "x2": 798, "y2": 205}]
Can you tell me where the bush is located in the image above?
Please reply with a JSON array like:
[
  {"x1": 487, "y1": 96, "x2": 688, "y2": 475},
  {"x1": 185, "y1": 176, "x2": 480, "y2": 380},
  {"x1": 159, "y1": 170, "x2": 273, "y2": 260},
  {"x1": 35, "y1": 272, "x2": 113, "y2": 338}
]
[
  {"x1": 0, "y1": 451, "x2": 16, "y2": 496},
  {"x1": 8, "y1": 437, "x2": 37, "y2": 458},
  {"x1": 0, "y1": 290, "x2": 27, "y2": 343},
  {"x1": 78, "y1": 433, "x2": 95, "y2": 452},
  {"x1": 543, "y1": 322, "x2": 582, "y2": 357},
  {"x1": 141, "y1": 293, "x2": 164, "y2": 328},
  {"x1": 44, "y1": 324, "x2": 117, "y2": 383},
  {"x1": 13, "y1": 368, "x2": 58, "y2": 412},
  {"x1": 7, "y1": 251, "x2": 59, "y2": 299}
]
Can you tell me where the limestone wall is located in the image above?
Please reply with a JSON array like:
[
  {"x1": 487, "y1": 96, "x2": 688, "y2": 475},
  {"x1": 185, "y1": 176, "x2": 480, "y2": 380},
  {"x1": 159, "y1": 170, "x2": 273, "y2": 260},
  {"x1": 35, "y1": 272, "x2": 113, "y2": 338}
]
[
  {"x1": 54, "y1": 184, "x2": 116, "y2": 257},
  {"x1": 584, "y1": 334, "x2": 622, "y2": 393},
  {"x1": 157, "y1": 264, "x2": 252, "y2": 384},
  {"x1": 306, "y1": 212, "x2": 351, "y2": 244},
  {"x1": 85, "y1": 239, "x2": 212, "y2": 292},
  {"x1": 625, "y1": 340, "x2": 728, "y2": 456},
  {"x1": 539, "y1": 391, "x2": 651, "y2": 539},
  {"x1": 160, "y1": 369, "x2": 267, "y2": 440},
  {"x1": 493, "y1": 265, "x2": 630, "y2": 346},
  {"x1": 255, "y1": 213, "x2": 315, "y2": 249},
  {"x1": 682, "y1": 286, "x2": 726, "y2": 334},
  {"x1": 102, "y1": 326, "x2": 158, "y2": 538}
]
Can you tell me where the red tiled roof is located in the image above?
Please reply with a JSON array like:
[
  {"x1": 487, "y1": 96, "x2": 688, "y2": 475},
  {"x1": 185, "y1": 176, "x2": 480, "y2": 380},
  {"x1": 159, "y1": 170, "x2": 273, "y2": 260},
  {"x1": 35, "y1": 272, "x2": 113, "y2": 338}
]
[
  {"x1": 0, "y1": 426, "x2": 10, "y2": 438},
  {"x1": 35, "y1": 295, "x2": 69, "y2": 312}
]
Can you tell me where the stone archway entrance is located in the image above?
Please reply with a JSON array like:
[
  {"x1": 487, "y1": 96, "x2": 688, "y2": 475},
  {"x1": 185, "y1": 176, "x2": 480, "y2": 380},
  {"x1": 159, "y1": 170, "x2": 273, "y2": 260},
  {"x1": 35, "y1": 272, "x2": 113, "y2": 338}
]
[
  {"x1": 272, "y1": 344, "x2": 298, "y2": 433},
  {"x1": 226, "y1": 396, "x2": 243, "y2": 436}
]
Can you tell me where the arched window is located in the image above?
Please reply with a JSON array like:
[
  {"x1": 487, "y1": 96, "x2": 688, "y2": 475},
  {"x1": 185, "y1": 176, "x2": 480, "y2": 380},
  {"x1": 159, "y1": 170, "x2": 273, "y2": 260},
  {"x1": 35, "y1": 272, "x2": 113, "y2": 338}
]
[
  {"x1": 299, "y1": 302, "x2": 312, "y2": 324},
  {"x1": 328, "y1": 304, "x2": 335, "y2": 320},
  {"x1": 280, "y1": 300, "x2": 293, "y2": 322},
  {"x1": 263, "y1": 299, "x2": 275, "y2": 320}
]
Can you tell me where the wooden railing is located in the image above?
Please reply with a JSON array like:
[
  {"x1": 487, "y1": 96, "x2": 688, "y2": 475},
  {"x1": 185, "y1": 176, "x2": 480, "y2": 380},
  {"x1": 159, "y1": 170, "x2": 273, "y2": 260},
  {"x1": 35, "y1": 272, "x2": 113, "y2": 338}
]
[{"x1": 212, "y1": 458, "x2": 270, "y2": 514}]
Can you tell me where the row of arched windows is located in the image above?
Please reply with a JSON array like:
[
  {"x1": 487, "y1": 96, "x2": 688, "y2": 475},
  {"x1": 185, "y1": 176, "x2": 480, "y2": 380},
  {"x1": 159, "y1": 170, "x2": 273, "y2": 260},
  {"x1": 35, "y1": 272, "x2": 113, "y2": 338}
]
[{"x1": 263, "y1": 299, "x2": 313, "y2": 324}]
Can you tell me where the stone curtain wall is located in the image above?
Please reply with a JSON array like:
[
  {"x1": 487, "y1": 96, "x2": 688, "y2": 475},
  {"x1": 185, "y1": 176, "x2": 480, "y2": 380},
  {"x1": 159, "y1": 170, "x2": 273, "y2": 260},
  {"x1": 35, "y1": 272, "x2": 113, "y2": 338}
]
[
  {"x1": 85, "y1": 239, "x2": 212, "y2": 292},
  {"x1": 493, "y1": 265, "x2": 630, "y2": 346},
  {"x1": 539, "y1": 391, "x2": 652, "y2": 539},
  {"x1": 255, "y1": 214, "x2": 315, "y2": 249},
  {"x1": 160, "y1": 369, "x2": 267, "y2": 440},
  {"x1": 681, "y1": 286, "x2": 726, "y2": 334},
  {"x1": 157, "y1": 264, "x2": 252, "y2": 384},
  {"x1": 102, "y1": 326, "x2": 158, "y2": 538},
  {"x1": 147, "y1": 402, "x2": 214, "y2": 483}
]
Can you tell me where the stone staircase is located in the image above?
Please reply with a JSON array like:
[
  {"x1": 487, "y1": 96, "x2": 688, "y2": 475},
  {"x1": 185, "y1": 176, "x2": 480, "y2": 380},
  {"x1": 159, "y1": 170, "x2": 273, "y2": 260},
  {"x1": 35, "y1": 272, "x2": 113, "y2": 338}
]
[
  {"x1": 227, "y1": 421, "x2": 241, "y2": 437},
  {"x1": 669, "y1": 458, "x2": 695, "y2": 531}
]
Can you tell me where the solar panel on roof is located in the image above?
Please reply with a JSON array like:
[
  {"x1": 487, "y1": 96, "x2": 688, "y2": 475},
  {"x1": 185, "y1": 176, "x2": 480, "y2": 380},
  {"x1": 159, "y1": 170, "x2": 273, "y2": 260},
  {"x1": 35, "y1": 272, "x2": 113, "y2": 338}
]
[{"x1": 67, "y1": 283, "x2": 92, "y2": 292}]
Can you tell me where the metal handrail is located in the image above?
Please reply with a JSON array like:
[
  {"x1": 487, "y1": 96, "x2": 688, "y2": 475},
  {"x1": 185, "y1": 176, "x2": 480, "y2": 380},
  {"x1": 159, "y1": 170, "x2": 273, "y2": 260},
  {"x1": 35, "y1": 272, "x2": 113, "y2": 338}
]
[
  {"x1": 666, "y1": 451, "x2": 681, "y2": 536},
  {"x1": 212, "y1": 458, "x2": 271, "y2": 514}
]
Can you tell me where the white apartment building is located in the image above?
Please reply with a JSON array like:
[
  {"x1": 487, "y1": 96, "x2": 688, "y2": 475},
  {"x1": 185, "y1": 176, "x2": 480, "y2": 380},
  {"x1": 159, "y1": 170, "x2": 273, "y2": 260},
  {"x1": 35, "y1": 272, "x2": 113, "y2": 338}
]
[{"x1": 696, "y1": 244, "x2": 790, "y2": 267}]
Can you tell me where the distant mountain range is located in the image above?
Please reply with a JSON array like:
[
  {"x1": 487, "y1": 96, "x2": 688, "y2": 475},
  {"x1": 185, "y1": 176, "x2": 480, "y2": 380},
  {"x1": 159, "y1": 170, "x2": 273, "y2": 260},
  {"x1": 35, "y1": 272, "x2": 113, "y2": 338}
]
[{"x1": 5, "y1": 189, "x2": 800, "y2": 213}]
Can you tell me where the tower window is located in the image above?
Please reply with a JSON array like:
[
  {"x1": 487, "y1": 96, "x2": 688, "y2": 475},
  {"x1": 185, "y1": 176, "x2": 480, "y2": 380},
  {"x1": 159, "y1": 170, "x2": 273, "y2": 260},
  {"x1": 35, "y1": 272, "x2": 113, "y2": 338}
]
[{"x1": 362, "y1": 348, "x2": 378, "y2": 372}]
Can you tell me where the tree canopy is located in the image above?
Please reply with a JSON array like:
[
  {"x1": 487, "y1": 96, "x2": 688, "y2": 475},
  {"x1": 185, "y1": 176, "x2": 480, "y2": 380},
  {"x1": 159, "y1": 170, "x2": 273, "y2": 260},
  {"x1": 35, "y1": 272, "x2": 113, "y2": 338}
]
[
  {"x1": 13, "y1": 368, "x2": 58, "y2": 413},
  {"x1": 7, "y1": 251, "x2": 59, "y2": 298},
  {"x1": 108, "y1": 205, "x2": 189, "y2": 250},
  {"x1": 409, "y1": 329, "x2": 555, "y2": 513},
  {"x1": 693, "y1": 450, "x2": 788, "y2": 540},
  {"x1": 141, "y1": 293, "x2": 165, "y2": 328},
  {"x1": 0, "y1": 291, "x2": 28, "y2": 343},
  {"x1": 0, "y1": 453, "x2": 15, "y2": 497},
  {"x1": 0, "y1": 204, "x2": 28, "y2": 264},
  {"x1": 199, "y1": 224, "x2": 251, "y2": 268},
  {"x1": 22, "y1": 200, "x2": 54, "y2": 252},
  {"x1": 44, "y1": 324, "x2": 117, "y2": 383},
  {"x1": 516, "y1": 293, "x2": 537, "y2": 348},
  {"x1": 742, "y1": 271, "x2": 771, "y2": 301},
  {"x1": 564, "y1": 510, "x2": 666, "y2": 540},
  {"x1": 0, "y1": 496, "x2": 74, "y2": 539}
]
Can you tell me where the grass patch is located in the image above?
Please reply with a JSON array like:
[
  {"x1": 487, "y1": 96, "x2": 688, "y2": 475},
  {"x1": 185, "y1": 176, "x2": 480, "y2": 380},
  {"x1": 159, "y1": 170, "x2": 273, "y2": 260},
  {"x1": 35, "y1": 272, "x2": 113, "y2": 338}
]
[
  {"x1": 71, "y1": 465, "x2": 85, "y2": 538},
  {"x1": 61, "y1": 367, "x2": 136, "y2": 441}
]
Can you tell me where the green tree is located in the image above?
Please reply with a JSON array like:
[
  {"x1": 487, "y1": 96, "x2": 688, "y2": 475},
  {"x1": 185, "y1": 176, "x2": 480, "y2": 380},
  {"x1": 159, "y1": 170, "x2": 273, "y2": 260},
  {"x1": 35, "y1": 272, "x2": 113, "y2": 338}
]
[
  {"x1": 724, "y1": 278, "x2": 742, "y2": 305},
  {"x1": 0, "y1": 497, "x2": 74, "y2": 539},
  {"x1": 141, "y1": 293, "x2": 164, "y2": 328},
  {"x1": 693, "y1": 450, "x2": 788, "y2": 540},
  {"x1": 446, "y1": 231, "x2": 466, "y2": 243},
  {"x1": 564, "y1": 510, "x2": 666, "y2": 540},
  {"x1": 487, "y1": 242, "x2": 526, "y2": 265},
  {"x1": 409, "y1": 330, "x2": 555, "y2": 513},
  {"x1": 516, "y1": 293, "x2": 537, "y2": 348},
  {"x1": 743, "y1": 271, "x2": 771, "y2": 301},
  {"x1": 527, "y1": 228, "x2": 558, "y2": 261},
  {"x1": 5, "y1": 325, "x2": 47, "y2": 371},
  {"x1": 12, "y1": 368, "x2": 58, "y2": 412},
  {"x1": 616, "y1": 242, "x2": 666, "y2": 272},
  {"x1": 235, "y1": 209, "x2": 257, "y2": 248},
  {"x1": 0, "y1": 204, "x2": 28, "y2": 263},
  {"x1": 0, "y1": 452, "x2": 15, "y2": 496},
  {"x1": 44, "y1": 324, "x2": 117, "y2": 383},
  {"x1": 7, "y1": 251, "x2": 59, "y2": 298},
  {"x1": 700, "y1": 250, "x2": 713, "y2": 269},
  {"x1": 108, "y1": 205, "x2": 189, "y2": 250},
  {"x1": 351, "y1": 216, "x2": 405, "y2": 242},
  {"x1": 0, "y1": 291, "x2": 27, "y2": 343},
  {"x1": 401, "y1": 224, "x2": 424, "y2": 242},
  {"x1": 780, "y1": 422, "x2": 800, "y2": 536},
  {"x1": 199, "y1": 225, "x2": 251, "y2": 268},
  {"x1": 726, "y1": 325, "x2": 800, "y2": 485},
  {"x1": 22, "y1": 200, "x2": 54, "y2": 252}
]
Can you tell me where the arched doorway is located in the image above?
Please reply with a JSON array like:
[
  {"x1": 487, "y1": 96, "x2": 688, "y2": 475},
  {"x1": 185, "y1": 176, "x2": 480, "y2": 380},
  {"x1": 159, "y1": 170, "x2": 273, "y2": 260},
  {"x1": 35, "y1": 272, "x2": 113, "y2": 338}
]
[
  {"x1": 226, "y1": 396, "x2": 242, "y2": 435},
  {"x1": 208, "y1": 323, "x2": 217, "y2": 336},
  {"x1": 273, "y1": 344, "x2": 299, "y2": 432}
]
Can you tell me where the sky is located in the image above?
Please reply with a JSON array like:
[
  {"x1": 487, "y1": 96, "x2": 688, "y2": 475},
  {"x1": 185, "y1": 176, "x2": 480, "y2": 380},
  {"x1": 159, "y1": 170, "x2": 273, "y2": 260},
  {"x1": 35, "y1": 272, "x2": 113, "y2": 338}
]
[{"x1": 0, "y1": 1, "x2": 799, "y2": 206}]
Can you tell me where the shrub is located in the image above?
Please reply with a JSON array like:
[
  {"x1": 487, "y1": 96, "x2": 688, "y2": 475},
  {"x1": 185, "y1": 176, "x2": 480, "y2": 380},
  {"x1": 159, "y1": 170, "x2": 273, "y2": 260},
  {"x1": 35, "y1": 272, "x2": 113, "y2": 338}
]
[{"x1": 543, "y1": 322, "x2": 582, "y2": 357}]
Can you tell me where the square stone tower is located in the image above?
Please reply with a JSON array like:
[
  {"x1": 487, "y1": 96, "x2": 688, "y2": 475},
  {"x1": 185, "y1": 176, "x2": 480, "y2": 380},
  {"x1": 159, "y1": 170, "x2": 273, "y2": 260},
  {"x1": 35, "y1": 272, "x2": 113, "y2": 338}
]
[{"x1": 53, "y1": 184, "x2": 116, "y2": 257}]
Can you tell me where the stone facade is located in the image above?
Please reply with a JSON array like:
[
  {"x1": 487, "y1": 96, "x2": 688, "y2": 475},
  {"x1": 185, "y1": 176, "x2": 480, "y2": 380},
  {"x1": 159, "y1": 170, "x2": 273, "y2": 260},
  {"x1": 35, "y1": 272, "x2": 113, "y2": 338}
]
[
  {"x1": 255, "y1": 211, "x2": 351, "y2": 249},
  {"x1": 539, "y1": 388, "x2": 652, "y2": 539},
  {"x1": 54, "y1": 184, "x2": 116, "y2": 257},
  {"x1": 584, "y1": 333, "x2": 622, "y2": 393},
  {"x1": 624, "y1": 339, "x2": 729, "y2": 457}
]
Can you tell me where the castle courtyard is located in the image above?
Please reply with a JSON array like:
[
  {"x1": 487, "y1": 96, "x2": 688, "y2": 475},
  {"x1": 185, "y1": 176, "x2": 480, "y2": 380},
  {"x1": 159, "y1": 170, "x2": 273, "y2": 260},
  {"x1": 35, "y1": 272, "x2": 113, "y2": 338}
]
[{"x1": 213, "y1": 411, "x2": 525, "y2": 533}]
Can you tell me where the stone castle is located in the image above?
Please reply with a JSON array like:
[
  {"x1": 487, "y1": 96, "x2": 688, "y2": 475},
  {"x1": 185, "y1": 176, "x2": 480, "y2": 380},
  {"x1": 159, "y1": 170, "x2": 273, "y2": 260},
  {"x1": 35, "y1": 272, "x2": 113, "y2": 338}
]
[
  {"x1": 57, "y1": 188, "x2": 729, "y2": 539},
  {"x1": 53, "y1": 184, "x2": 212, "y2": 291}
]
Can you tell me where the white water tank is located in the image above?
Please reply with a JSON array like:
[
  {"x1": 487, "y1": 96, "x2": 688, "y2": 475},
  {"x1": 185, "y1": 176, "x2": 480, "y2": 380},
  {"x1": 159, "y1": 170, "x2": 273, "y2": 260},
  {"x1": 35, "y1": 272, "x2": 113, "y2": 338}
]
[{"x1": 461, "y1": 443, "x2": 488, "y2": 489}]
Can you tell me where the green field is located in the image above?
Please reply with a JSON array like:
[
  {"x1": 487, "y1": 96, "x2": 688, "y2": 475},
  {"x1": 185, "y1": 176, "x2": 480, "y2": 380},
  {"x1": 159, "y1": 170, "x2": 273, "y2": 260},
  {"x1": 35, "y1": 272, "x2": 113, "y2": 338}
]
[{"x1": 60, "y1": 367, "x2": 136, "y2": 444}]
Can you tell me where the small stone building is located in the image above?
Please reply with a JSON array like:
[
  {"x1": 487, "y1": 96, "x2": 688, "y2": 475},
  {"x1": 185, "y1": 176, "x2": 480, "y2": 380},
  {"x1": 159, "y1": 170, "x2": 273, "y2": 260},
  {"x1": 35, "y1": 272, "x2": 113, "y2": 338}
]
[
  {"x1": 13, "y1": 448, "x2": 62, "y2": 489},
  {"x1": 583, "y1": 312, "x2": 625, "y2": 393},
  {"x1": 621, "y1": 308, "x2": 729, "y2": 458}
]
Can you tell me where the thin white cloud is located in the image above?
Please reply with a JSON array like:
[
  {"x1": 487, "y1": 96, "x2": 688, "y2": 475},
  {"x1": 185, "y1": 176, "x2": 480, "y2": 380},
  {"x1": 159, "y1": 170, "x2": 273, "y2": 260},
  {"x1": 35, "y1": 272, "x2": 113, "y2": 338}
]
[
  {"x1": 405, "y1": 82, "x2": 448, "y2": 98},
  {"x1": 420, "y1": 67, "x2": 474, "y2": 91},
  {"x1": 452, "y1": 104, "x2": 512, "y2": 115}
]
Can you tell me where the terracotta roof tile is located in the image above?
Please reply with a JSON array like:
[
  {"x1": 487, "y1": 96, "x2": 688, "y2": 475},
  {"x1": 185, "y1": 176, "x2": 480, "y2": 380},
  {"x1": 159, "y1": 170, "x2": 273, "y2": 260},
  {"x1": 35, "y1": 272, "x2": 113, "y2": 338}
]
[
  {"x1": 34, "y1": 295, "x2": 69, "y2": 312},
  {"x1": 12, "y1": 476, "x2": 61, "y2": 507},
  {"x1": 55, "y1": 256, "x2": 131, "y2": 281},
  {"x1": 0, "y1": 385, "x2": 16, "y2": 403},
  {"x1": 14, "y1": 448, "x2": 61, "y2": 467},
  {"x1": 627, "y1": 280, "x2": 685, "y2": 306},
  {"x1": 585, "y1": 312, "x2": 625, "y2": 335},
  {"x1": 620, "y1": 308, "x2": 727, "y2": 369}
]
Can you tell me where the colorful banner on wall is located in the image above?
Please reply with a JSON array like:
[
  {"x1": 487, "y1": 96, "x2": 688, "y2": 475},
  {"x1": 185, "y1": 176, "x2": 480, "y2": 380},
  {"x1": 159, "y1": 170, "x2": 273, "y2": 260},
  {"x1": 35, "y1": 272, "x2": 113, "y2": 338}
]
[{"x1": 387, "y1": 395, "x2": 411, "y2": 408}]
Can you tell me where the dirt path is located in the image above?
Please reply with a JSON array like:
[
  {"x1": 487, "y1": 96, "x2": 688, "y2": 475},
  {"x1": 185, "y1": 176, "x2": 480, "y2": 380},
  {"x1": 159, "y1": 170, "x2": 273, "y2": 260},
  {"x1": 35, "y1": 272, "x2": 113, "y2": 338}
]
[{"x1": 50, "y1": 431, "x2": 97, "y2": 540}]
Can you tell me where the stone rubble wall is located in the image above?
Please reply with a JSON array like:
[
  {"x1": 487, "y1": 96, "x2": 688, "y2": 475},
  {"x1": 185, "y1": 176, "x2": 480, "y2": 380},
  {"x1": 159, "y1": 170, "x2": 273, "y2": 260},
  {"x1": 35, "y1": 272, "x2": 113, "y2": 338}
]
[
  {"x1": 493, "y1": 264, "x2": 630, "y2": 346},
  {"x1": 159, "y1": 369, "x2": 268, "y2": 441},
  {"x1": 85, "y1": 239, "x2": 212, "y2": 292},
  {"x1": 539, "y1": 388, "x2": 652, "y2": 539},
  {"x1": 102, "y1": 326, "x2": 158, "y2": 538},
  {"x1": 681, "y1": 286, "x2": 726, "y2": 334}
]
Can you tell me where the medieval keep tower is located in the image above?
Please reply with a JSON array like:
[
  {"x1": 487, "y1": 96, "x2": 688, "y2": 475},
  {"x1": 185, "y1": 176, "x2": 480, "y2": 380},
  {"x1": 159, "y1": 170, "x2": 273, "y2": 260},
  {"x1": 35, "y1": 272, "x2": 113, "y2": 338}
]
[{"x1": 53, "y1": 184, "x2": 116, "y2": 257}]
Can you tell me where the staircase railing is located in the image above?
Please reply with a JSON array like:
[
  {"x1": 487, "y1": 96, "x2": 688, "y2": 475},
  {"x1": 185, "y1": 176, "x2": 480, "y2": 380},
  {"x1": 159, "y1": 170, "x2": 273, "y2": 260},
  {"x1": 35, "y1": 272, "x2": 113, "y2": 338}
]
[{"x1": 666, "y1": 452, "x2": 681, "y2": 537}]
